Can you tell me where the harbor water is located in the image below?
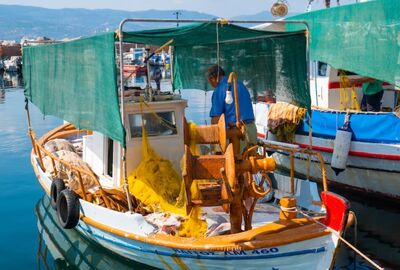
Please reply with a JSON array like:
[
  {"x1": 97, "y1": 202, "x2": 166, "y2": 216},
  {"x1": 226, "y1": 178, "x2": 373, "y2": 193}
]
[{"x1": 0, "y1": 73, "x2": 399, "y2": 269}]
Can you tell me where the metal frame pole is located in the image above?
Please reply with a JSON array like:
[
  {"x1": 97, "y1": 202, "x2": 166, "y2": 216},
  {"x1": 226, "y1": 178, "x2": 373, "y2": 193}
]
[{"x1": 118, "y1": 19, "x2": 134, "y2": 213}]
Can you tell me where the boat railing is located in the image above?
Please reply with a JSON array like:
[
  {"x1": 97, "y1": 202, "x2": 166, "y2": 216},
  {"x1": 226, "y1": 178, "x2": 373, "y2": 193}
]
[
  {"x1": 29, "y1": 124, "x2": 113, "y2": 208},
  {"x1": 261, "y1": 141, "x2": 328, "y2": 193}
]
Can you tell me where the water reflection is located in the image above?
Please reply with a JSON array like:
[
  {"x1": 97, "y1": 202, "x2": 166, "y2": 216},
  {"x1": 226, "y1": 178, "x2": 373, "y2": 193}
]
[
  {"x1": 35, "y1": 196, "x2": 157, "y2": 270},
  {"x1": 1, "y1": 71, "x2": 23, "y2": 89},
  {"x1": 0, "y1": 72, "x2": 23, "y2": 104},
  {"x1": 334, "y1": 190, "x2": 400, "y2": 270},
  {"x1": 0, "y1": 88, "x2": 5, "y2": 104}
]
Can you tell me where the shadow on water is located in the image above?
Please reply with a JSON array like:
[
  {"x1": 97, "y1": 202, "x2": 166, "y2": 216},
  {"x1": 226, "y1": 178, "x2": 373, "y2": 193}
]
[
  {"x1": 35, "y1": 196, "x2": 158, "y2": 270},
  {"x1": 272, "y1": 167, "x2": 400, "y2": 270},
  {"x1": 333, "y1": 187, "x2": 400, "y2": 270}
]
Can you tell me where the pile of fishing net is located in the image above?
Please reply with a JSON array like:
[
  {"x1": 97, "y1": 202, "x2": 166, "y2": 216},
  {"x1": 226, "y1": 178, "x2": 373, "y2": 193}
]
[
  {"x1": 43, "y1": 139, "x2": 98, "y2": 192},
  {"x1": 127, "y1": 127, "x2": 207, "y2": 238},
  {"x1": 267, "y1": 102, "x2": 306, "y2": 142},
  {"x1": 43, "y1": 138, "x2": 136, "y2": 212}
]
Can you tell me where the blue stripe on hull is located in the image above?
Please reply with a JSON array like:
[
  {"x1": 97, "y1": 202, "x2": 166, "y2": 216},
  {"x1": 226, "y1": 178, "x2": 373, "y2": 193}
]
[{"x1": 77, "y1": 223, "x2": 326, "y2": 261}]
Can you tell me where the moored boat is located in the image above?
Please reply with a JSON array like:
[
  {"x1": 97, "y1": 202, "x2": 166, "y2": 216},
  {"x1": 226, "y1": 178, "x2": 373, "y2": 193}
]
[{"x1": 254, "y1": 0, "x2": 400, "y2": 201}]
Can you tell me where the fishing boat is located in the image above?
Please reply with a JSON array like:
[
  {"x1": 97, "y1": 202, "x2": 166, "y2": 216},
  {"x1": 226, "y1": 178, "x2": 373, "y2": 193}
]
[
  {"x1": 254, "y1": 0, "x2": 400, "y2": 201},
  {"x1": 24, "y1": 19, "x2": 351, "y2": 269}
]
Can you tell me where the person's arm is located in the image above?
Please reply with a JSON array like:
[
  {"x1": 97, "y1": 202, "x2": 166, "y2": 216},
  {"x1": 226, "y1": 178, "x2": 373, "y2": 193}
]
[{"x1": 211, "y1": 116, "x2": 220, "y2": 124}]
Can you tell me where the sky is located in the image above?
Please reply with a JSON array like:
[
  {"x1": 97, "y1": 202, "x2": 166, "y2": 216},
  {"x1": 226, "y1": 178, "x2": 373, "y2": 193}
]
[{"x1": 0, "y1": 0, "x2": 358, "y2": 17}]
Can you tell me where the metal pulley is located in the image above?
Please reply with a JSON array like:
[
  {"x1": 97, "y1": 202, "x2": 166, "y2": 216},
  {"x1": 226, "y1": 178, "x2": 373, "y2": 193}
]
[{"x1": 271, "y1": 0, "x2": 289, "y2": 17}]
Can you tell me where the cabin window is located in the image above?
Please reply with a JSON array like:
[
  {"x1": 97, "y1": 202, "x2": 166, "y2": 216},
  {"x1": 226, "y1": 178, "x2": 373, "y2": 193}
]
[
  {"x1": 107, "y1": 138, "x2": 113, "y2": 177},
  {"x1": 317, "y1": 62, "x2": 328, "y2": 77},
  {"x1": 128, "y1": 111, "x2": 177, "y2": 138}
]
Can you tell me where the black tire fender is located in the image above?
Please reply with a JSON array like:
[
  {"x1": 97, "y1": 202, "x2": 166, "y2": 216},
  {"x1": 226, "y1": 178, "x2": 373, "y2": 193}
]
[
  {"x1": 50, "y1": 178, "x2": 65, "y2": 210},
  {"x1": 57, "y1": 189, "x2": 80, "y2": 229}
]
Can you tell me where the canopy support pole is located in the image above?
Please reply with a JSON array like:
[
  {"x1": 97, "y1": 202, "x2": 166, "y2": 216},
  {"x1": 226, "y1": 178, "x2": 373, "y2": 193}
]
[
  {"x1": 118, "y1": 20, "x2": 134, "y2": 213},
  {"x1": 24, "y1": 98, "x2": 38, "y2": 157}
]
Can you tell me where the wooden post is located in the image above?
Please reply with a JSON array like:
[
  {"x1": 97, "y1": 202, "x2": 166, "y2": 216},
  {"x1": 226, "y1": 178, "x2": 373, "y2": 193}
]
[
  {"x1": 77, "y1": 171, "x2": 88, "y2": 201},
  {"x1": 36, "y1": 143, "x2": 45, "y2": 172},
  {"x1": 50, "y1": 157, "x2": 58, "y2": 176},
  {"x1": 290, "y1": 152, "x2": 295, "y2": 194},
  {"x1": 230, "y1": 198, "x2": 243, "y2": 233},
  {"x1": 279, "y1": 197, "x2": 297, "y2": 220}
]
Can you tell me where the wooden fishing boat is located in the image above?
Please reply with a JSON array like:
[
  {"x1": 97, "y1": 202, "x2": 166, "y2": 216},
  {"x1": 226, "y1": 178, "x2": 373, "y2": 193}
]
[{"x1": 24, "y1": 19, "x2": 350, "y2": 269}]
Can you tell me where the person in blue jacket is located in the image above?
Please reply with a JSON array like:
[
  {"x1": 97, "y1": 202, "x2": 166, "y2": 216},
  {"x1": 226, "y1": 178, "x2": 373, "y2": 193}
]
[{"x1": 206, "y1": 64, "x2": 257, "y2": 151}]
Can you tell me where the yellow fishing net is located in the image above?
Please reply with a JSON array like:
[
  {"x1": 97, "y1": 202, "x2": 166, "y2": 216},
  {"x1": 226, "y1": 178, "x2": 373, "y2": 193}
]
[
  {"x1": 127, "y1": 109, "x2": 207, "y2": 238},
  {"x1": 339, "y1": 71, "x2": 360, "y2": 111},
  {"x1": 187, "y1": 121, "x2": 201, "y2": 156}
]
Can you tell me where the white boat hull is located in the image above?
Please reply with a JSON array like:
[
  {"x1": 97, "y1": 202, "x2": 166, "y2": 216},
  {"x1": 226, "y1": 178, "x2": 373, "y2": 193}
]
[
  {"x1": 32, "y1": 154, "x2": 341, "y2": 270},
  {"x1": 77, "y1": 222, "x2": 338, "y2": 270}
]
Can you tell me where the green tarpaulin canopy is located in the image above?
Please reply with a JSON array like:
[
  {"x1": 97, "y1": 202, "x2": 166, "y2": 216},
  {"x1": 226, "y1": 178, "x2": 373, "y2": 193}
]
[
  {"x1": 287, "y1": 0, "x2": 400, "y2": 87},
  {"x1": 23, "y1": 22, "x2": 310, "y2": 147},
  {"x1": 23, "y1": 33, "x2": 126, "y2": 146},
  {"x1": 123, "y1": 23, "x2": 309, "y2": 103}
]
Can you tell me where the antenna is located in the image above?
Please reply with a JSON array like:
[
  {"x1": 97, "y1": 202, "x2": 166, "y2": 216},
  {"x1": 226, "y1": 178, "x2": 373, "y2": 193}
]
[{"x1": 173, "y1": 11, "x2": 182, "y2": 27}]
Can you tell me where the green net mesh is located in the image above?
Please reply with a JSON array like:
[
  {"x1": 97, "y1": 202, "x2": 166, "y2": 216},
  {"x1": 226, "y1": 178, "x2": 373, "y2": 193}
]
[
  {"x1": 23, "y1": 32, "x2": 126, "y2": 146},
  {"x1": 287, "y1": 0, "x2": 400, "y2": 87},
  {"x1": 173, "y1": 32, "x2": 309, "y2": 109},
  {"x1": 124, "y1": 23, "x2": 310, "y2": 109}
]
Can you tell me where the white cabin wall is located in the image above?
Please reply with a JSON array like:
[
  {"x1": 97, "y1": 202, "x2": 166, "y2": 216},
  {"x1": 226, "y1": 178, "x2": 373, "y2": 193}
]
[
  {"x1": 381, "y1": 90, "x2": 396, "y2": 109},
  {"x1": 254, "y1": 102, "x2": 270, "y2": 138},
  {"x1": 310, "y1": 61, "x2": 330, "y2": 108},
  {"x1": 113, "y1": 141, "x2": 121, "y2": 187},
  {"x1": 82, "y1": 132, "x2": 105, "y2": 177},
  {"x1": 124, "y1": 100, "x2": 187, "y2": 178}
]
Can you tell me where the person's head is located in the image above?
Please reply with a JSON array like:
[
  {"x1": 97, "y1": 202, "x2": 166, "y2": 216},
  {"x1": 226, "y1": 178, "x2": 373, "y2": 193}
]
[{"x1": 206, "y1": 65, "x2": 225, "y2": 88}]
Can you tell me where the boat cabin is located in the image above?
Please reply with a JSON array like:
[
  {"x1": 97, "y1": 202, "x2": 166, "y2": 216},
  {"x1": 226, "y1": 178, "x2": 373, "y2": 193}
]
[{"x1": 82, "y1": 98, "x2": 187, "y2": 187}]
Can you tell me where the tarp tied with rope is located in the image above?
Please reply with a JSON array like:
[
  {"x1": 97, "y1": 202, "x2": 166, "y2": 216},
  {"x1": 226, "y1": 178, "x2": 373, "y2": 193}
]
[
  {"x1": 23, "y1": 22, "x2": 309, "y2": 147},
  {"x1": 123, "y1": 23, "x2": 310, "y2": 109},
  {"x1": 286, "y1": 0, "x2": 400, "y2": 87},
  {"x1": 23, "y1": 32, "x2": 126, "y2": 146}
]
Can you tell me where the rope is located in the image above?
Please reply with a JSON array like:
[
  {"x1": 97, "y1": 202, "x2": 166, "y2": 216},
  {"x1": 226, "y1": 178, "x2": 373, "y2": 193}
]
[
  {"x1": 350, "y1": 210, "x2": 358, "y2": 270},
  {"x1": 140, "y1": 99, "x2": 177, "y2": 131},
  {"x1": 216, "y1": 23, "x2": 220, "y2": 79},
  {"x1": 280, "y1": 206, "x2": 297, "y2": 212},
  {"x1": 203, "y1": 91, "x2": 208, "y2": 125},
  {"x1": 306, "y1": 114, "x2": 312, "y2": 179},
  {"x1": 297, "y1": 208, "x2": 384, "y2": 270},
  {"x1": 339, "y1": 71, "x2": 360, "y2": 111}
]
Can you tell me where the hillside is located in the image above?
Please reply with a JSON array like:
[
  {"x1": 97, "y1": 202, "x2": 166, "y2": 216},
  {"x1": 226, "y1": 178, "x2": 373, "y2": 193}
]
[
  {"x1": 0, "y1": 5, "x2": 217, "y2": 40},
  {"x1": 0, "y1": 5, "x2": 297, "y2": 41}
]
